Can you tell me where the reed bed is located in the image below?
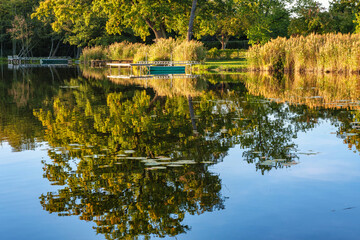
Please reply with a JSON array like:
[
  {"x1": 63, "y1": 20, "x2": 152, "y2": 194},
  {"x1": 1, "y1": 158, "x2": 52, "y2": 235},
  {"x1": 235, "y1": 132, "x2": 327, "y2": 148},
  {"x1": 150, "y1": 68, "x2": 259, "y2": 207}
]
[
  {"x1": 81, "y1": 39, "x2": 206, "y2": 63},
  {"x1": 247, "y1": 33, "x2": 360, "y2": 73}
]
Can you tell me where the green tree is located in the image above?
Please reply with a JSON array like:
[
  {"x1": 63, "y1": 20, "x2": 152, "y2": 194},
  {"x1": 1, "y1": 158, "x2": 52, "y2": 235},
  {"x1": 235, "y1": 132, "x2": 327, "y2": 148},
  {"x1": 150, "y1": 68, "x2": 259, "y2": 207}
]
[
  {"x1": 197, "y1": 0, "x2": 244, "y2": 49},
  {"x1": 32, "y1": 0, "x2": 111, "y2": 48},
  {"x1": 327, "y1": 0, "x2": 356, "y2": 33},
  {"x1": 235, "y1": 0, "x2": 291, "y2": 45},
  {"x1": 288, "y1": 0, "x2": 331, "y2": 36}
]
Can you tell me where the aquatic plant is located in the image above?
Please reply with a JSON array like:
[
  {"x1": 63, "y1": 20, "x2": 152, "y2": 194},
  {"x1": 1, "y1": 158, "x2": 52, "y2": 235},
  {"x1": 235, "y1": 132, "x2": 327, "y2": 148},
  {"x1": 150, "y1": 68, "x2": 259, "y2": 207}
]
[
  {"x1": 80, "y1": 46, "x2": 107, "y2": 62},
  {"x1": 107, "y1": 41, "x2": 145, "y2": 60},
  {"x1": 81, "y1": 39, "x2": 207, "y2": 63},
  {"x1": 247, "y1": 33, "x2": 360, "y2": 73},
  {"x1": 173, "y1": 40, "x2": 206, "y2": 61}
]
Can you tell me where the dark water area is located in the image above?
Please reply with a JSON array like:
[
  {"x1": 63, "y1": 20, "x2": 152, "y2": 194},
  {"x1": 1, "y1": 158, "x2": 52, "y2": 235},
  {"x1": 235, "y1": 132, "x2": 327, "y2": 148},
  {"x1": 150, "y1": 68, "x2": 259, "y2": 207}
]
[{"x1": 1, "y1": 65, "x2": 360, "y2": 240}]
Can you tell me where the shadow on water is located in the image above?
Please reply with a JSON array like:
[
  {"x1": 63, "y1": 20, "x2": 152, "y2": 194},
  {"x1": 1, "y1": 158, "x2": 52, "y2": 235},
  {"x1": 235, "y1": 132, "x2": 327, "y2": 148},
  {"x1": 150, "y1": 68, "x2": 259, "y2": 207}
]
[{"x1": 1, "y1": 66, "x2": 360, "y2": 239}]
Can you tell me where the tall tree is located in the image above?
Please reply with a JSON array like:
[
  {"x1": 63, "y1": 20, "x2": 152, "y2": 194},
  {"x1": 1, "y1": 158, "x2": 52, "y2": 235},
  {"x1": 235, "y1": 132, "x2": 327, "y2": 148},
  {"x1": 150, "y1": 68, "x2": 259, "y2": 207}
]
[
  {"x1": 288, "y1": 0, "x2": 331, "y2": 36},
  {"x1": 197, "y1": 0, "x2": 244, "y2": 49},
  {"x1": 187, "y1": 0, "x2": 198, "y2": 41},
  {"x1": 32, "y1": 0, "x2": 110, "y2": 47},
  {"x1": 93, "y1": 0, "x2": 194, "y2": 40}
]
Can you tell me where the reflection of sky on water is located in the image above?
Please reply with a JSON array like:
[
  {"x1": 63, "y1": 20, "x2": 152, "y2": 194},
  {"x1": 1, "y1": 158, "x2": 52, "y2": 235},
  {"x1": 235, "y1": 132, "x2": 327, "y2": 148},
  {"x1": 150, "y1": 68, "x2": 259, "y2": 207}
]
[
  {"x1": 177, "y1": 121, "x2": 360, "y2": 240},
  {"x1": 1, "y1": 67, "x2": 360, "y2": 240},
  {"x1": 2, "y1": 118, "x2": 359, "y2": 240},
  {"x1": 0, "y1": 143, "x2": 101, "y2": 240}
]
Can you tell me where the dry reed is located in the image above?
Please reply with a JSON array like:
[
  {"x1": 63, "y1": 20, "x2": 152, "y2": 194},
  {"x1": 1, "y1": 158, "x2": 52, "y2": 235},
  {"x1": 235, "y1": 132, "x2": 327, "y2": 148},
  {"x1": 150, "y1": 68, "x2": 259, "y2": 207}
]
[
  {"x1": 81, "y1": 39, "x2": 206, "y2": 63},
  {"x1": 247, "y1": 33, "x2": 360, "y2": 73}
]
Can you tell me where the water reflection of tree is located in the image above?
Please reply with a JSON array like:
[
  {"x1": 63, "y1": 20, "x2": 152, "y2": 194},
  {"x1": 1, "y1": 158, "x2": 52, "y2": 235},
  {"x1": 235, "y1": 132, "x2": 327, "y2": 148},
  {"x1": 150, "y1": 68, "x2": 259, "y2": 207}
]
[
  {"x1": 32, "y1": 74, "x2": 330, "y2": 239},
  {"x1": 41, "y1": 156, "x2": 224, "y2": 239},
  {"x1": 0, "y1": 67, "x2": 78, "y2": 151},
  {"x1": 245, "y1": 72, "x2": 360, "y2": 159},
  {"x1": 33, "y1": 76, "x2": 229, "y2": 239}
]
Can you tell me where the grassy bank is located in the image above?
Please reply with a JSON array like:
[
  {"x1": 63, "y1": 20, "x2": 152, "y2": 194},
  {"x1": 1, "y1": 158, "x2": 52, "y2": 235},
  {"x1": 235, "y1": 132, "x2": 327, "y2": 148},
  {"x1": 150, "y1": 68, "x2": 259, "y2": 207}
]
[
  {"x1": 247, "y1": 33, "x2": 360, "y2": 73},
  {"x1": 194, "y1": 59, "x2": 248, "y2": 73}
]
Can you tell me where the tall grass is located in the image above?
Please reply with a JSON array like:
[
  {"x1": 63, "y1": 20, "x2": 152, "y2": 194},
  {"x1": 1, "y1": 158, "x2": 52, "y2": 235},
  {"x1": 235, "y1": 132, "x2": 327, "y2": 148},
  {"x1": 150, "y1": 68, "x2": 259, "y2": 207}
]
[
  {"x1": 247, "y1": 33, "x2": 360, "y2": 73},
  {"x1": 81, "y1": 39, "x2": 206, "y2": 63},
  {"x1": 80, "y1": 46, "x2": 107, "y2": 62},
  {"x1": 146, "y1": 38, "x2": 177, "y2": 61},
  {"x1": 108, "y1": 42, "x2": 145, "y2": 60},
  {"x1": 173, "y1": 40, "x2": 206, "y2": 61}
]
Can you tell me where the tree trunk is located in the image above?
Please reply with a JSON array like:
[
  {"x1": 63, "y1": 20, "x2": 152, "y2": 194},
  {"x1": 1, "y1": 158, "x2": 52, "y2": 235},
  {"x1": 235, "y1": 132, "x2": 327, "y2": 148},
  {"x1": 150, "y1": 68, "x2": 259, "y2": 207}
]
[
  {"x1": 187, "y1": 0, "x2": 197, "y2": 41},
  {"x1": 12, "y1": 40, "x2": 16, "y2": 56},
  {"x1": 153, "y1": 28, "x2": 166, "y2": 39},
  {"x1": 145, "y1": 18, "x2": 167, "y2": 39},
  {"x1": 49, "y1": 38, "x2": 54, "y2": 58},
  {"x1": 76, "y1": 47, "x2": 82, "y2": 59},
  {"x1": 52, "y1": 40, "x2": 61, "y2": 57},
  {"x1": 217, "y1": 35, "x2": 230, "y2": 50},
  {"x1": 0, "y1": 42, "x2": 3, "y2": 58},
  {"x1": 221, "y1": 35, "x2": 230, "y2": 50}
]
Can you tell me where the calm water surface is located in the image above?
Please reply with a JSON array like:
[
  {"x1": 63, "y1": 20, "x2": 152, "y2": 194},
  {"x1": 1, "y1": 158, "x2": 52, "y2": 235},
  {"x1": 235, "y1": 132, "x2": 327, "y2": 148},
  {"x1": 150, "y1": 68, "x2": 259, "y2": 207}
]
[{"x1": 1, "y1": 66, "x2": 360, "y2": 240}]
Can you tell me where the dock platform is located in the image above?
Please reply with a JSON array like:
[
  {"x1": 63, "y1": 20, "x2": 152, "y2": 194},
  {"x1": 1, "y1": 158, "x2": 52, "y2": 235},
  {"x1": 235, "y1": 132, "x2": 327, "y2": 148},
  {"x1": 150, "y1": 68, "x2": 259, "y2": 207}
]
[
  {"x1": 106, "y1": 61, "x2": 199, "y2": 68},
  {"x1": 107, "y1": 74, "x2": 199, "y2": 80}
]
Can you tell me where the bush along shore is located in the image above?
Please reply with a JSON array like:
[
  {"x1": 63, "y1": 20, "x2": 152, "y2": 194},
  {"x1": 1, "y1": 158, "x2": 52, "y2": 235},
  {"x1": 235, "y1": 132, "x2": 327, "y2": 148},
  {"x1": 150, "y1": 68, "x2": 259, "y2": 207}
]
[
  {"x1": 80, "y1": 39, "x2": 206, "y2": 63},
  {"x1": 247, "y1": 33, "x2": 360, "y2": 74},
  {"x1": 80, "y1": 39, "x2": 249, "y2": 73}
]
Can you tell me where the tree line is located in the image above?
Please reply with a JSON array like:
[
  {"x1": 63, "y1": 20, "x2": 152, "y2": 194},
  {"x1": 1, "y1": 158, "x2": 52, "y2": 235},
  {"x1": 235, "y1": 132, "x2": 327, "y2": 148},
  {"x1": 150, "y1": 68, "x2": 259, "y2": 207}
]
[{"x1": 1, "y1": 0, "x2": 360, "y2": 58}]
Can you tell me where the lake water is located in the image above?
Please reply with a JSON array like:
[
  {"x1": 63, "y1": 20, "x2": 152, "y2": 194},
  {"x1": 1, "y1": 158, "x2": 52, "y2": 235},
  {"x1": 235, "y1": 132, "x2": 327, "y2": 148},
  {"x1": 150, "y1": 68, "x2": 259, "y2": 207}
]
[{"x1": 1, "y1": 66, "x2": 360, "y2": 240}]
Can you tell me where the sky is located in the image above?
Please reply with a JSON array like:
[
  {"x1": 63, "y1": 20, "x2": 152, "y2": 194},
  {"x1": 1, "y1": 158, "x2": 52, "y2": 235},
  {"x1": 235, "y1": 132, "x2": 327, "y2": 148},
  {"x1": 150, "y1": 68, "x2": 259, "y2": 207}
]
[{"x1": 318, "y1": 0, "x2": 330, "y2": 9}]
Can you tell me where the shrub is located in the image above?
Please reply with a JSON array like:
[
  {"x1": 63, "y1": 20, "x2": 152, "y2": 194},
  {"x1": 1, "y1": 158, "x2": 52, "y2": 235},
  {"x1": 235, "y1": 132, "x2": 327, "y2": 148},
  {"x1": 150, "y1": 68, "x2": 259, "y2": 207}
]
[
  {"x1": 81, "y1": 39, "x2": 207, "y2": 63},
  {"x1": 173, "y1": 40, "x2": 206, "y2": 62},
  {"x1": 206, "y1": 49, "x2": 246, "y2": 60},
  {"x1": 81, "y1": 46, "x2": 107, "y2": 63},
  {"x1": 207, "y1": 48, "x2": 220, "y2": 59},
  {"x1": 108, "y1": 42, "x2": 145, "y2": 60},
  {"x1": 148, "y1": 38, "x2": 177, "y2": 61},
  {"x1": 133, "y1": 45, "x2": 151, "y2": 62}
]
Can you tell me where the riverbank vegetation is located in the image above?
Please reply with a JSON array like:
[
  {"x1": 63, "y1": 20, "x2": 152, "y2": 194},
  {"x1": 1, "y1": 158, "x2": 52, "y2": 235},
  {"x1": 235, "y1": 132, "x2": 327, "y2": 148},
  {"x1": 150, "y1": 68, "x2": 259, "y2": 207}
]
[
  {"x1": 1, "y1": 0, "x2": 360, "y2": 60},
  {"x1": 247, "y1": 33, "x2": 360, "y2": 73},
  {"x1": 81, "y1": 39, "x2": 207, "y2": 62}
]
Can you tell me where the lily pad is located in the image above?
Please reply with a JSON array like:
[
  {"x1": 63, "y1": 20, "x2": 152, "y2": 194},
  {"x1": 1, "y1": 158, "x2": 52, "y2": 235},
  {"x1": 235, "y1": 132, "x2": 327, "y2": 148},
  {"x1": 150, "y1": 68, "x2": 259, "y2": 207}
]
[
  {"x1": 156, "y1": 157, "x2": 171, "y2": 161},
  {"x1": 176, "y1": 160, "x2": 196, "y2": 164},
  {"x1": 146, "y1": 166, "x2": 167, "y2": 170},
  {"x1": 282, "y1": 161, "x2": 298, "y2": 166},
  {"x1": 299, "y1": 152, "x2": 320, "y2": 155},
  {"x1": 126, "y1": 157, "x2": 147, "y2": 160},
  {"x1": 145, "y1": 162, "x2": 162, "y2": 166},
  {"x1": 273, "y1": 159, "x2": 286, "y2": 162},
  {"x1": 124, "y1": 150, "x2": 135, "y2": 154},
  {"x1": 259, "y1": 160, "x2": 274, "y2": 166},
  {"x1": 68, "y1": 143, "x2": 82, "y2": 147}
]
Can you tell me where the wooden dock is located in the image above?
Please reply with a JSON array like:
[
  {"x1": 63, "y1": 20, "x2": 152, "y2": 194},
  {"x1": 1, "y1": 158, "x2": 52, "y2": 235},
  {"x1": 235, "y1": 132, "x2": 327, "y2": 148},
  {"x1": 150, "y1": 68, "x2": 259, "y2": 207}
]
[
  {"x1": 107, "y1": 60, "x2": 199, "y2": 78},
  {"x1": 107, "y1": 74, "x2": 199, "y2": 80},
  {"x1": 107, "y1": 61, "x2": 199, "y2": 68},
  {"x1": 8, "y1": 56, "x2": 71, "y2": 65}
]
